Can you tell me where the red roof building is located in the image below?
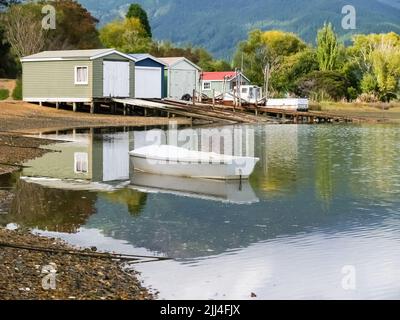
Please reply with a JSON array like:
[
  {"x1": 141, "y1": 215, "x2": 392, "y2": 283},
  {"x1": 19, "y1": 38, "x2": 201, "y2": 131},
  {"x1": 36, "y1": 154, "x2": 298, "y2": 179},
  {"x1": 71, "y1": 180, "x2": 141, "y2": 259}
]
[
  {"x1": 201, "y1": 71, "x2": 238, "y2": 81},
  {"x1": 200, "y1": 71, "x2": 251, "y2": 95}
]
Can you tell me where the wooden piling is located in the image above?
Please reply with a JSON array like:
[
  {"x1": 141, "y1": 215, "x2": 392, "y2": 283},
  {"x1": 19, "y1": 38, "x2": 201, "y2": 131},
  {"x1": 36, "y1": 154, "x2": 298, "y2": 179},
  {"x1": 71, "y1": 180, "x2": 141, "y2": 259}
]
[
  {"x1": 73, "y1": 102, "x2": 77, "y2": 112},
  {"x1": 212, "y1": 89, "x2": 215, "y2": 108}
]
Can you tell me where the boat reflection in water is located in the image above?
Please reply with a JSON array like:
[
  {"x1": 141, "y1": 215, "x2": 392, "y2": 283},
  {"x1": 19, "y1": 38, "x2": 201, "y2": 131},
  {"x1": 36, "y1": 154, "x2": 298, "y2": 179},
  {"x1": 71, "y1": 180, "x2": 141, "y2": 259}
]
[{"x1": 129, "y1": 171, "x2": 259, "y2": 205}]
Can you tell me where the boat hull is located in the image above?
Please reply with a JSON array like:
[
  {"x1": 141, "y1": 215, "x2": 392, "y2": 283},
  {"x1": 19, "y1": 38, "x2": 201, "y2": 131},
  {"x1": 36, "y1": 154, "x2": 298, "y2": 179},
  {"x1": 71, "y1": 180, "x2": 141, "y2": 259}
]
[{"x1": 129, "y1": 172, "x2": 259, "y2": 204}]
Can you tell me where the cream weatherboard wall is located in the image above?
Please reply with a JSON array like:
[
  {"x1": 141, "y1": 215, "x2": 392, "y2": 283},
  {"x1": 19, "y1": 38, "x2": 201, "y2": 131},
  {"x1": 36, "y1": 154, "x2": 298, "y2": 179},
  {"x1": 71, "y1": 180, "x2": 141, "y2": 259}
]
[
  {"x1": 22, "y1": 52, "x2": 135, "y2": 102},
  {"x1": 22, "y1": 60, "x2": 94, "y2": 101}
]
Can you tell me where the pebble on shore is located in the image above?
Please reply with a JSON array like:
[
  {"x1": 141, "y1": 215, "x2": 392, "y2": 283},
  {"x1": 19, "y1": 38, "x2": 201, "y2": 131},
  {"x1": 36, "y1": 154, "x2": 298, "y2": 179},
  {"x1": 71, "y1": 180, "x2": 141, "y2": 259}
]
[{"x1": 0, "y1": 228, "x2": 153, "y2": 300}]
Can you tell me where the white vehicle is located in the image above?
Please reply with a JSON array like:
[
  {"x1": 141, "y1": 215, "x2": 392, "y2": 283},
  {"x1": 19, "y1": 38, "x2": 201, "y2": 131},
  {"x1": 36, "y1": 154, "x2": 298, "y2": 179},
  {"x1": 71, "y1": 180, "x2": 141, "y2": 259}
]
[
  {"x1": 129, "y1": 145, "x2": 259, "y2": 180},
  {"x1": 221, "y1": 85, "x2": 262, "y2": 104}
]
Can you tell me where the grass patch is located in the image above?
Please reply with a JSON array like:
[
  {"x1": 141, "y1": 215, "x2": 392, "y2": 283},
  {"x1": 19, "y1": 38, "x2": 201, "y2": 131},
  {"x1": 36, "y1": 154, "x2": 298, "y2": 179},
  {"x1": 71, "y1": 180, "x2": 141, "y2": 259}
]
[
  {"x1": 0, "y1": 89, "x2": 10, "y2": 100},
  {"x1": 12, "y1": 79, "x2": 22, "y2": 100}
]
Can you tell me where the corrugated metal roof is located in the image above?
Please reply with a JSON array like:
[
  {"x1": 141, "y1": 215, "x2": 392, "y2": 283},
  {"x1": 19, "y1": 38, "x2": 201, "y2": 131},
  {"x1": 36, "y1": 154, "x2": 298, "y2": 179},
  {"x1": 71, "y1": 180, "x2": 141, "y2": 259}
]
[
  {"x1": 22, "y1": 49, "x2": 115, "y2": 60},
  {"x1": 201, "y1": 71, "x2": 237, "y2": 81},
  {"x1": 201, "y1": 71, "x2": 251, "y2": 83},
  {"x1": 158, "y1": 57, "x2": 201, "y2": 70},
  {"x1": 128, "y1": 54, "x2": 167, "y2": 66},
  {"x1": 158, "y1": 57, "x2": 183, "y2": 66},
  {"x1": 129, "y1": 53, "x2": 152, "y2": 60}
]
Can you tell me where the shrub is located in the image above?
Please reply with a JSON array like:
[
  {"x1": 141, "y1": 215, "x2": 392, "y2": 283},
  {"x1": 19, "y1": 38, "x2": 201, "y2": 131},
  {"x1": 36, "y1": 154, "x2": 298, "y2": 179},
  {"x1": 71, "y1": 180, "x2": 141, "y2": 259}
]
[
  {"x1": 347, "y1": 87, "x2": 358, "y2": 101},
  {"x1": 295, "y1": 71, "x2": 350, "y2": 101},
  {"x1": 356, "y1": 93, "x2": 379, "y2": 103},
  {"x1": 12, "y1": 79, "x2": 22, "y2": 100},
  {"x1": 0, "y1": 88, "x2": 9, "y2": 100}
]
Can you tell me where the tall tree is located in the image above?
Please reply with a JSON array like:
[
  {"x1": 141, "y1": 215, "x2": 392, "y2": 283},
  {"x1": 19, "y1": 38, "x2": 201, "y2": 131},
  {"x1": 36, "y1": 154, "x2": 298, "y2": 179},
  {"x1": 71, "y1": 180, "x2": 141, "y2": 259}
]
[
  {"x1": 316, "y1": 23, "x2": 340, "y2": 71},
  {"x1": 45, "y1": 0, "x2": 101, "y2": 50},
  {"x1": 1, "y1": 3, "x2": 45, "y2": 57},
  {"x1": 350, "y1": 32, "x2": 400, "y2": 100},
  {"x1": 0, "y1": 0, "x2": 19, "y2": 10},
  {"x1": 100, "y1": 17, "x2": 152, "y2": 53},
  {"x1": 126, "y1": 3, "x2": 152, "y2": 38},
  {"x1": 0, "y1": 26, "x2": 17, "y2": 77},
  {"x1": 2, "y1": 0, "x2": 101, "y2": 57},
  {"x1": 234, "y1": 30, "x2": 307, "y2": 94}
]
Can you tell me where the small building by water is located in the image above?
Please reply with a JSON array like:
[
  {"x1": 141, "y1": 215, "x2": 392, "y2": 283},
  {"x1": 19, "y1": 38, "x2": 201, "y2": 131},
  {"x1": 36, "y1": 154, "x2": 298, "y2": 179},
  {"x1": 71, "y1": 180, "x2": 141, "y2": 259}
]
[
  {"x1": 129, "y1": 54, "x2": 167, "y2": 99},
  {"x1": 21, "y1": 49, "x2": 136, "y2": 108},
  {"x1": 200, "y1": 71, "x2": 251, "y2": 98},
  {"x1": 158, "y1": 57, "x2": 202, "y2": 100}
]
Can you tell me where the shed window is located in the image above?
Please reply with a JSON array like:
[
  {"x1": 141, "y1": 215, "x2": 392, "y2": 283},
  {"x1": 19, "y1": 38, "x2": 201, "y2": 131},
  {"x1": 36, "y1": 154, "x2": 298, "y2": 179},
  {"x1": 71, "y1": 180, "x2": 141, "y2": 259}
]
[
  {"x1": 75, "y1": 66, "x2": 88, "y2": 85},
  {"x1": 74, "y1": 152, "x2": 88, "y2": 174},
  {"x1": 203, "y1": 81, "x2": 211, "y2": 90}
]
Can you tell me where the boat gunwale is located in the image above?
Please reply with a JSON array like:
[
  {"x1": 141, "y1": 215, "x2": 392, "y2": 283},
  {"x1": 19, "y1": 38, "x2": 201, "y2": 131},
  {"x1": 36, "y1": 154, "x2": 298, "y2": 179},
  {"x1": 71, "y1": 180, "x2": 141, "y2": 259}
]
[{"x1": 130, "y1": 153, "x2": 260, "y2": 165}]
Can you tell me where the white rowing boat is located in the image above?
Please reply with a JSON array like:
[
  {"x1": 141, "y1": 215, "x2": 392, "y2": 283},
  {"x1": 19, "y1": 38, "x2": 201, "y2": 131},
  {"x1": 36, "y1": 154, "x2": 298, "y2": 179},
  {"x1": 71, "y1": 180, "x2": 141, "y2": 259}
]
[{"x1": 129, "y1": 145, "x2": 259, "y2": 180}]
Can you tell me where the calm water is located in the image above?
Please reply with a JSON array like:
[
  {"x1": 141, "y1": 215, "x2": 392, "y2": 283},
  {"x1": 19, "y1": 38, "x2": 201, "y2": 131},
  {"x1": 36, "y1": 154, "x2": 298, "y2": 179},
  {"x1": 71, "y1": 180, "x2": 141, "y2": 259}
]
[{"x1": 1, "y1": 124, "x2": 400, "y2": 299}]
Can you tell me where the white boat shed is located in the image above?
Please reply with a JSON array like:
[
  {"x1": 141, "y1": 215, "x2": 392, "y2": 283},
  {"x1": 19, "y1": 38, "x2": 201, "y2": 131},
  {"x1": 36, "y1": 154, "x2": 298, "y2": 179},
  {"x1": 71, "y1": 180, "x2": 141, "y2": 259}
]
[
  {"x1": 129, "y1": 54, "x2": 167, "y2": 99},
  {"x1": 158, "y1": 57, "x2": 202, "y2": 100}
]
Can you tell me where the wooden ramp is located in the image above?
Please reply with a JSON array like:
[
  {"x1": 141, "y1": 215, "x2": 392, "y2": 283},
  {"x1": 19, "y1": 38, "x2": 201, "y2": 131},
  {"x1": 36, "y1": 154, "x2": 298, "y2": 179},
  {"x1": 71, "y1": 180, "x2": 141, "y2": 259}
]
[{"x1": 113, "y1": 98, "x2": 277, "y2": 125}]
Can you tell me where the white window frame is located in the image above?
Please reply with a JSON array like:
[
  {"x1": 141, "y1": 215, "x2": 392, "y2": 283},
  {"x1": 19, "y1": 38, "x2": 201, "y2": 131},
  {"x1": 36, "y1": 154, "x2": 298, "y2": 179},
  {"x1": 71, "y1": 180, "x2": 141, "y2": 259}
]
[
  {"x1": 74, "y1": 66, "x2": 89, "y2": 85},
  {"x1": 202, "y1": 81, "x2": 211, "y2": 90},
  {"x1": 74, "y1": 152, "x2": 89, "y2": 174}
]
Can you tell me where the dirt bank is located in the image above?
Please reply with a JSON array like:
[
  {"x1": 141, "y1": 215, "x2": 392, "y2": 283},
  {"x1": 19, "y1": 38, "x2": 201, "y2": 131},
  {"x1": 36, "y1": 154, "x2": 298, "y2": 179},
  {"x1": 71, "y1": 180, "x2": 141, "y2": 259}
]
[
  {"x1": 0, "y1": 101, "x2": 190, "y2": 133},
  {"x1": 313, "y1": 102, "x2": 400, "y2": 123},
  {"x1": 0, "y1": 228, "x2": 152, "y2": 300}
]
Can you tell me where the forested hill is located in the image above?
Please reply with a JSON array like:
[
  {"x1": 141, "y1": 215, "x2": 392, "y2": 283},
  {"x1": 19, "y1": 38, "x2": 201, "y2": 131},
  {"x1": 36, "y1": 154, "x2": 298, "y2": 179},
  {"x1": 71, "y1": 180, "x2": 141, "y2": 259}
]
[{"x1": 78, "y1": 0, "x2": 400, "y2": 58}]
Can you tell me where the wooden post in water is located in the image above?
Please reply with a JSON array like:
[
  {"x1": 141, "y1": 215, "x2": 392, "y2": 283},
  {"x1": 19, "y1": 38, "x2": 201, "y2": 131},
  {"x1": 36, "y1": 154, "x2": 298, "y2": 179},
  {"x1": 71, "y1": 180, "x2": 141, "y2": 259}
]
[
  {"x1": 73, "y1": 102, "x2": 77, "y2": 112},
  {"x1": 123, "y1": 103, "x2": 127, "y2": 116},
  {"x1": 212, "y1": 89, "x2": 215, "y2": 108},
  {"x1": 90, "y1": 102, "x2": 95, "y2": 114}
]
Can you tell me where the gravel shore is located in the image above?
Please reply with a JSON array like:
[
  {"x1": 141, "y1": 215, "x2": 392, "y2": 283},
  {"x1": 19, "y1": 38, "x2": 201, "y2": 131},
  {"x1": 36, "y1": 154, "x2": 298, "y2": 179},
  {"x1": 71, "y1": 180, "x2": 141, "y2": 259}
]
[{"x1": 0, "y1": 228, "x2": 153, "y2": 300}]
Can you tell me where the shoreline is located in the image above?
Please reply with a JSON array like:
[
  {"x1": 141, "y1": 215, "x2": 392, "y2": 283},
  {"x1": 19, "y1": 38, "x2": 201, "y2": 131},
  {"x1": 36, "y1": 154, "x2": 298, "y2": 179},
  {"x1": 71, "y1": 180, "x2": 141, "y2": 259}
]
[
  {"x1": 311, "y1": 101, "x2": 400, "y2": 123},
  {"x1": 0, "y1": 228, "x2": 153, "y2": 300}
]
